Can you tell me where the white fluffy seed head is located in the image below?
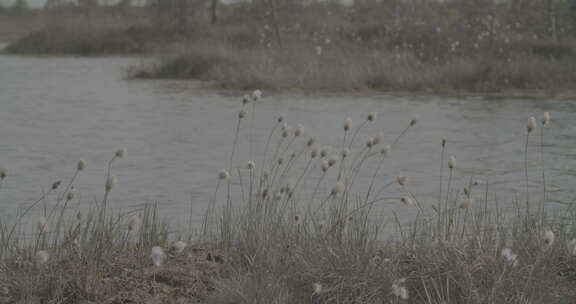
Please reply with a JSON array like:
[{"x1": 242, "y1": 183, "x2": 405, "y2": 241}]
[
  {"x1": 392, "y1": 279, "x2": 408, "y2": 299},
  {"x1": 35, "y1": 250, "x2": 49, "y2": 265},
  {"x1": 366, "y1": 137, "x2": 374, "y2": 148},
  {"x1": 151, "y1": 246, "x2": 166, "y2": 266},
  {"x1": 311, "y1": 146, "x2": 319, "y2": 158},
  {"x1": 218, "y1": 170, "x2": 230, "y2": 180},
  {"x1": 307, "y1": 137, "x2": 316, "y2": 147},
  {"x1": 501, "y1": 248, "x2": 518, "y2": 267},
  {"x1": 367, "y1": 112, "x2": 376, "y2": 122},
  {"x1": 66, "y1": 190, "x2": 75, "y2": 201},
  {"x1": 313, "y1": 282, "x2": 322, "y2": 295},
  {"x1": 400, "y1": 196, "x2": 415, "y2": 206},
  {"x1": 527, "y1": 116, "x2": 537, "y2": 133},
  {"x1": 115, "y1": 148, "x2": 127, "y2": 159},
  {"x1": 320, "y1": 146, "x2": 331, "y2": 158},
  {"x1": 38, "y1": 216, "x2": 49, "y2": 233},
  {"x1": 344, "y1": 117, "x2": 352, "y2": 131},
  {"x1": 543, "y1": 112, "x2": 550, "y2": 126},
  {"x1": 331, "y1": 181, "x2": 345, "y2": 195},
  {"x1": 342, "y1": 148, "x2": 350, "y2": 158},
  {"x1": 247, "y1": 161, "x2": 255, "y2": 170},
  {"x1": 380, "y1": 144, "x2": 391, "y2": 156},
  {"x1": 128, "y1": 215, "x2": 141, "y2": 233},
  {"x1": 0, "y1": 168, "x2": 5, "y2": 180},
  {"x1": 543, "y1": 229, "x2": 555, "y2": 249},
  {"x1": 397, "y1": 175, "x2": 407, "y2": 186},
  {"x1": 241, "y1": 94, "x2": 250, "y2": 104},
  {"x1": 238, "y1": 109, "x2": 247, "y2": 119},
  {"x1": 281, "y1": 124, "x2": 291, "y2": 138},
  {"x1": 327, "y1": 156, "x2": 337, "y2": 167},
  {"x1": 459, "y1": 197, "x2": 473, "y2": 209},
  {"x1": 252, "y1": 89, "x2": 262, "y2": 101},
  {"x1": 294, "y1": 124, "x2": 304, "y2": 137},
  {"x1": 171, "y1": 241, "x2": 187, "y2": 254},
  {"x1": 448, "y1": 155, "x2": 456, "y2": 169},
  {"x1": 373, "y1": 133, "x2": 383, "y2": 145},
  {"x1": 105, "y1": 175, "x2": 117, "y2": 192},
  {"x1": 409, "y1": 117, "x2": 417, "y2": 127},
  {"x1": 77, "y1": 159, "x2": 86, "y2": 171},
  {"x1": 567, "y1": 239, "x2": 576, "y2": 255},
  {"x1": 321, "y1": 160, "x2": 329, "y2": 172}
]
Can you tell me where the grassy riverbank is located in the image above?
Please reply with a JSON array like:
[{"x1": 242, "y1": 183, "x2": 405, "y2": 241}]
[{"x1": 1, "y1": 95, "x2": 575, "y2": 303}]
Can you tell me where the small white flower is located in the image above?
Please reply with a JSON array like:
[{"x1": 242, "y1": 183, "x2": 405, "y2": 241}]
[
  {"x1": 128, "y1": 215, "x2": 141, "y2": 233},
  {"x1": 448, "y1": 155, "x2": 456, "y2": 170},
  {"x1": 171, "y1": 241, "x2": 187, "y2": 254},
  {"x1": 400, "y1": 196, "x2": 415, "y2": 206},
  {"x1": 396, "y1": 175, "x2": 407, "y2": 186},
  {"x1": 501, "y1": 248, "x2": 518, "y2": 267},
  {"x1": 77, "y1": 159, "x2": 86, "y2": 171},
  {"x1": 105, "y1": 175, "x2": 117, "y2": 192},
  {"x1": 567, "y1": 238, "x2": 576, "y2": 255},
  {"x1": 35, "y1": 250, "x2": 49, "y2": 265},
  {"x1": 344, "y1": 117, "x2": 352, "y2": 131},
  {"x1": 542, "y1": 112, "x2": 550, "y2": 126},
  {"x1": 527, "y1": 117, "x2": 537, "y2": 133},
  {"x1": 252, "y1": 89, "x2": 262, "y2": 101},
  {"x1": 247, "y1": 161, "x2": 255, "y2": 170},
  {"x1": 315, "y1": 45, "x2": 323, "y2": 56},
  {"x1": 313, "y1": 282, "x2": 322, "y2": 295},
  {"x1": 218, "y1": 170, "x2": 229, "y2": 180},
  {"x1": 115, "y1": 148, "x2": 127, "y2": 159},
  {"x1": 38, "y1": 216, "x2": 49, "y2": 233},
  {"x1": 543, "y1": 229, "x2": 555, "y2": 249},
  {"x1": 151, "y1": 246, "x2": 166, "y2": 267},
  {"x1": 331, "y1": 181, "x2": 345, "y2": 195}
]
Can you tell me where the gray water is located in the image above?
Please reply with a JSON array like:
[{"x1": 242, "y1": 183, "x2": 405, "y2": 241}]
[{"x1": 0, "y1": 53, "x2": 575, "y2": 231}]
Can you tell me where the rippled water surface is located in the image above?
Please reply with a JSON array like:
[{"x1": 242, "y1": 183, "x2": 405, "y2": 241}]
[{"x1": 0, "y1": 54, "x2": 575, "y2": 231}]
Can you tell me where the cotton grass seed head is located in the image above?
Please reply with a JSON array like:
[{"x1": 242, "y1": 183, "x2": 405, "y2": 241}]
[
  {"x1": 115, "y1": 148, "x2": 127, "y2": 159},
  {"x1": 397, "y1": 175, "x2": 407, "y2": 186},
  {"x1": 241, "y1": 94, "x2": 250, "y2": 104},
  {"x1": 527, "y1": 116, "x2": 537, "y2": 133},
  {"x1": 105, "y1": 175, "x2": 117, "y2": 192},
  {"x1": 252, "y1": 89, "x2": 262, "y2": 101},
  {"x1": 171, "y1": 241, "x2": 187, "y2": 254},
  {"x1": 238, "y1": 109, "x2": 247, "y2": 119},
  {"x1": 294, "y1": 124, "x2": 304, "y2": 137},
  {"x1": 543, "y1": 229, "x2": 555, "y2": 249},
  {"x1": 327, "y1": 156, "x2": 337, "y2": 167},
  {"x1": 35, "y1": 250, "x2": 49, "y2": 265},
  {"x1": 321, "y1": 160, "x2": 329, "y2": 172},
  {"x1": 38, "y1": 216, "x2": 49, "y2": 233},
  {"x1": 366, "y1": 137, "x2": 374, "y2": 148},
  {"x1": 448, "y1": 155, "x2": 456, "y2": 169},
  {"x1": 409, "y1": 117, "x2": 417, "y2": 127},
  {"x1": 344, "y1": 117, "x2": 352, "y2": 131},
  {"x1": 373, "y1": 133, "x2": 383, "y2": 145},
  {"x1": 307, "y1": 137, "x2": 316, "y2": 147},
  {"x1": 342, "y1": 148, "x2": 350, "y2": 158},
  {"x1": 66, "y1": 189, "x2": 75, "y2": 201},
  {"x1": 400, "y1": 196, "x2": 415, "y2": 206},
  {"x1": 501, "y1": 248, "x2": 518, "y2": 267},
  {"x1": 277, "y1": 114, "x2": 285, "y2": 123},
  {"x1": 380, "y1": 145, "x2": 391, "y2": 156},
  {"x1": 247, "y1": 161, "x2": 255, "y2": 170},
  {"x1": 392, "y1": 278, "x2": 408, "y2": 299},
  {"x1": 151, "y1": 246, "x2": 166, "y2": 267},
  {"x1": 367, "y1": 112, "x2": 376, "y2": 122},
  {"x1": 218, "y1": 170, "x2": 229, "y2": 180},
  {"x1": 313, "y1": 282, "x2": 323, "y2": 295},
  {"x1": 77, "y1": 159, "x2": 86, "y2": 171},
  {"x1": 128, "y1": 215, "x2": 141, "y2": 233},
  {"x1": 320, "y1": 146, "x2": 331, "y2": 158},
  {"x1": 543, "y1": 112, "x2": 550, "y2": 126},
  {"x1": 311, "y1": 146, "x2": 319, "y2": 158},
  {"x1": 331, "y1": 181, "x2": 345, "y2": 195},
  {"x1": 442, "y1": 137, "x2": 447, "y2": 147}
]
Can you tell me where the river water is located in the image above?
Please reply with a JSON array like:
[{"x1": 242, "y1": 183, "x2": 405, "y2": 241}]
[{"x1": 0, "y1": 52, "x2": 575, "y2": 233}]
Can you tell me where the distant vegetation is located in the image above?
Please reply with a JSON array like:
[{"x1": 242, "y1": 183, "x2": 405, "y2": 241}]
[{"x1": 4, "y1": 0, "x2": 576, "y2": 94}]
